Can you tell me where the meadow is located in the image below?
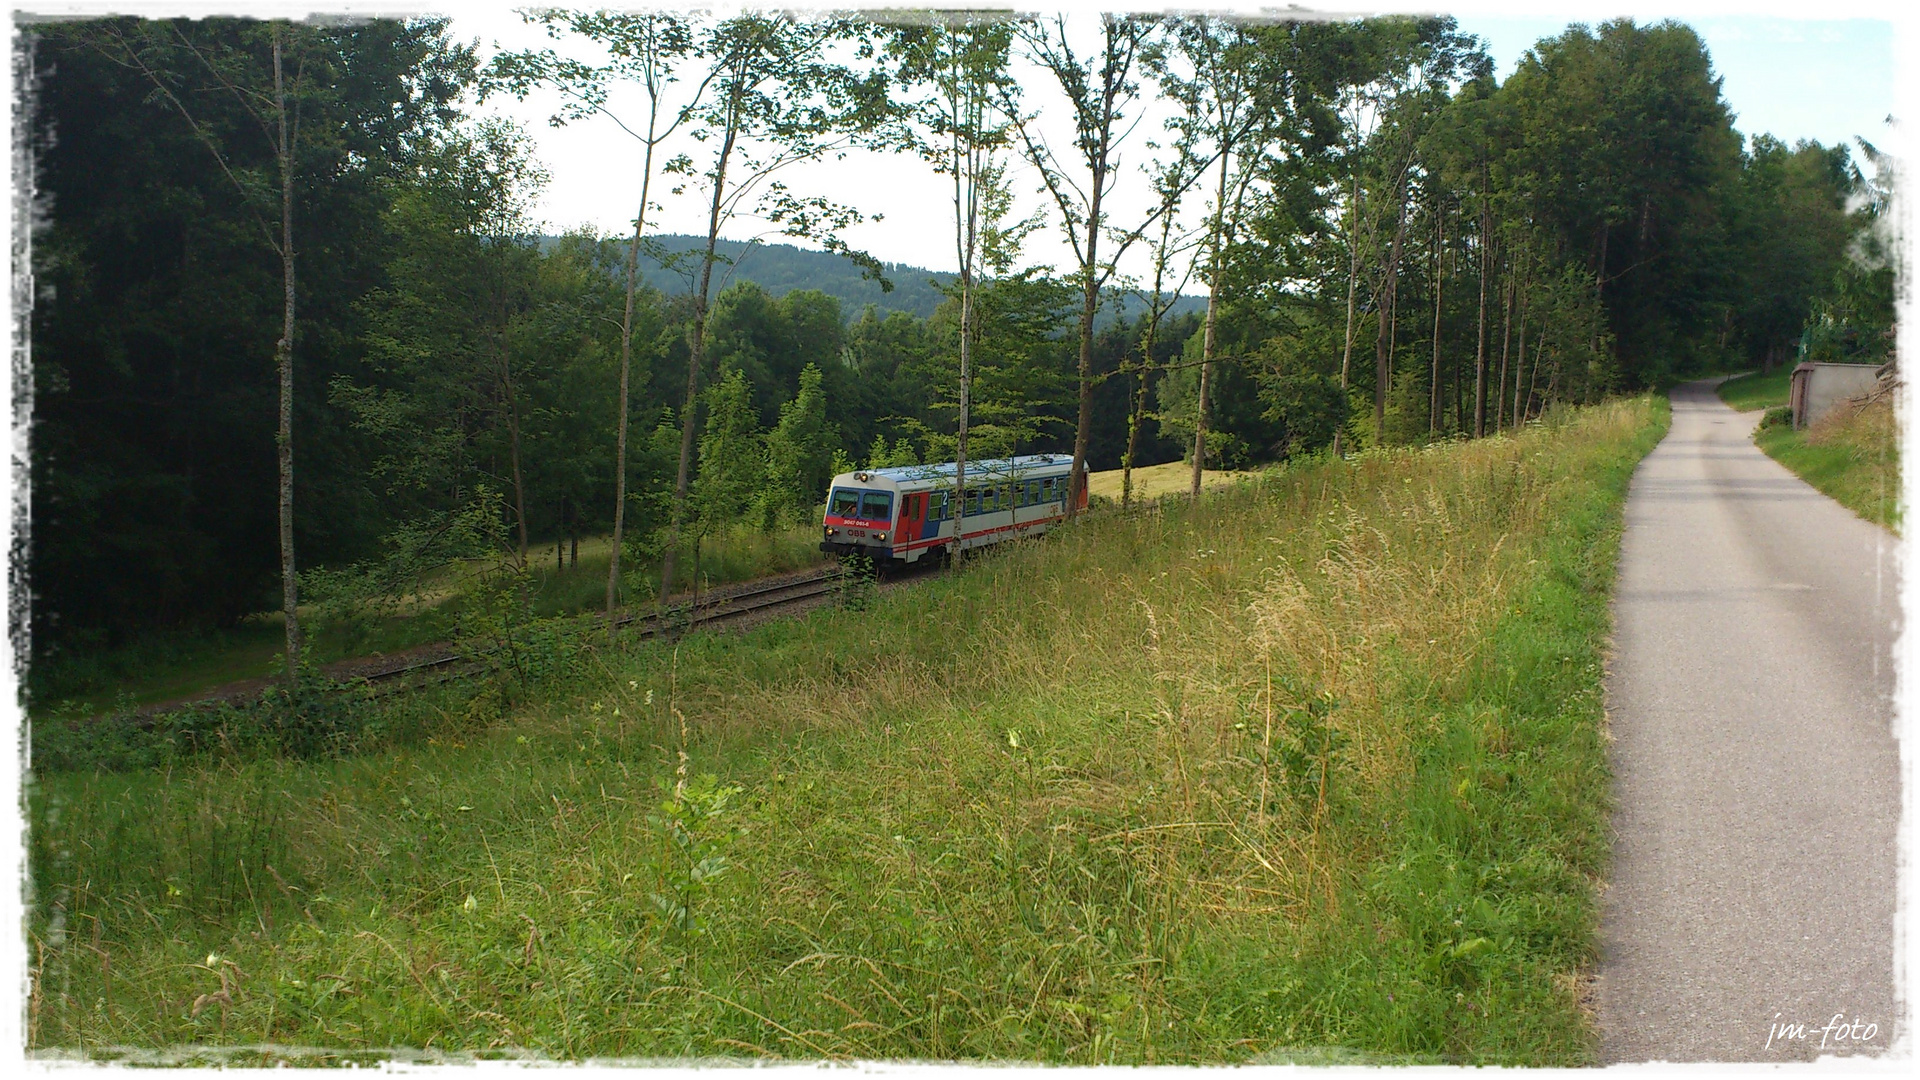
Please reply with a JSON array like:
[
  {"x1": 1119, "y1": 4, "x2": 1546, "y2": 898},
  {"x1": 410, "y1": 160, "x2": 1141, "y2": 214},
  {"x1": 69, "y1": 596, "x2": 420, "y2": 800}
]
[
  {"x1": 1712, "y1": 365, "x2": 1791, "y2": 412},
  {"x1": 29, "y1": 395, "x2": 1668, "y2": 1064}
]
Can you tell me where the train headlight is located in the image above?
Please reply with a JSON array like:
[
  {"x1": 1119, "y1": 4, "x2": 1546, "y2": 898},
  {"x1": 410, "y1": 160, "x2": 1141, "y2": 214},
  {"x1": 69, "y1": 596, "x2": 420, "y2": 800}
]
[
  {"x1": 875, "y1": 532, "x2": 887, "y2": 541},
  {"x1": 825, "y1": 526, "x2": 837, "y2": 536}
]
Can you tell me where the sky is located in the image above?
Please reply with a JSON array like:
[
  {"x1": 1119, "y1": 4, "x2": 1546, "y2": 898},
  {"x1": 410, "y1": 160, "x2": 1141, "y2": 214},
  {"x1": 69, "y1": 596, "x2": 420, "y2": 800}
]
[{"x1": 435, "y1": 3, "x2": 1901, "y2": 282}]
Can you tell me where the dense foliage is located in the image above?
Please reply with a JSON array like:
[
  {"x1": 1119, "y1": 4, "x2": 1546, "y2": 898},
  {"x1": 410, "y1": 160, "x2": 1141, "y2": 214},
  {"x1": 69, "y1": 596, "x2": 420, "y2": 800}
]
[{"x1": 25, "y1": 13, "x2": 1890, "y2": 664}]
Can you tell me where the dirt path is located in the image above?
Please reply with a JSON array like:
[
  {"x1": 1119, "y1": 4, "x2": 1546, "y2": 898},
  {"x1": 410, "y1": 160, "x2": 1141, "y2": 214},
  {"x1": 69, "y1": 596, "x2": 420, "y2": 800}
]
[{"x1": 1597, "y1": 378, "x2": 1902, "y2": 1060}]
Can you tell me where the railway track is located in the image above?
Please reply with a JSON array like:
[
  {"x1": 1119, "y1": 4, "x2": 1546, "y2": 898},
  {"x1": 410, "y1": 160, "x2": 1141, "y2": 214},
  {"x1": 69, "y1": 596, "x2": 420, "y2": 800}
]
[
  {"x1": 356, "y1": 566, "x2": 852, "y2": 696},
  {"x1": 116, "y1": 555, "x2": 952, "y2": 722}
]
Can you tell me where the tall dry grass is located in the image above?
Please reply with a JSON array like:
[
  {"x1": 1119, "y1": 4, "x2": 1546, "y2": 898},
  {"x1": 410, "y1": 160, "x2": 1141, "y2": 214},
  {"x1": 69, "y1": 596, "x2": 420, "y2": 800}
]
[{"x1": 29, "y1": 396, "x2": 1667, "y2": 1064}]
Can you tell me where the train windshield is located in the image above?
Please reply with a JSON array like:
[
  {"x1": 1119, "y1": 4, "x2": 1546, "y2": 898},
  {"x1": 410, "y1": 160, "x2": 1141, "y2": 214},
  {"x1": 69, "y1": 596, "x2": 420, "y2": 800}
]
[{"x1": 828, "y1": 488, "x2": 893, "y2": 521}]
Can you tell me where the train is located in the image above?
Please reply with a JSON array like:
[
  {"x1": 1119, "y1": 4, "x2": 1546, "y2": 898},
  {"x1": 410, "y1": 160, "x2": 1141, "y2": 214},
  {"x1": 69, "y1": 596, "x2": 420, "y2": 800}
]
[{"x1": 819, "y1": 454, "x2": 1083, "y2": 568}]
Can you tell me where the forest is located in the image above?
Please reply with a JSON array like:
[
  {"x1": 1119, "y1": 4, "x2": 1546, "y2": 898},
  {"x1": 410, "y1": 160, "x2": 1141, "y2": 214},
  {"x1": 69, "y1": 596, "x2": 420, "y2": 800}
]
[{"x1": 25, "y1": 12, "x2": 1892, "y2": 683}]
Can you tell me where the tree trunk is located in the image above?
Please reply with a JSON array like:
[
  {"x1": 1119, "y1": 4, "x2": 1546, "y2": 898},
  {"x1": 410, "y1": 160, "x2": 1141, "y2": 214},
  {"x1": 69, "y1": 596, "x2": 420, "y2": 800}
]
[
  {"x1": 1068, "y1": 145, "x2": 1105, "y2": 519},
  {"x1": 1430, "y1": 197, "x2": 1444, "y2": 435},
  {"x1": 1496, "y1": 263, "x2": 1513, "y2": 432},
  {"x1": 1122, "y1": 355, "x2": 1144, "y2": 509},
  {"x1": 1124, "y1": 212, "x2": 1173, "y2": 511},
  {"x1": 1373, "y1": 185, "x2": 1408, "y2": 443},
  {"x1": 1524, "y1": 334, "x2": 1547, "y2": 422},
  {"x1": 955, "y1": 274, "x2": 971, "y2": 561},
  {"x1": 273, "y1": 28, "x2": 300, "y2": 684},
  {"x1": 1336, "y1": 154, "x2": 1362, "y2": 456},
  {"x1": 1593, "y1": 221, "x2": 1609, "y2": 356},
  {"x1": 661, "y1": 81, "x2": 742, "y2": 605},
  {"x1": 503, "y1": 333, "x2": 529, "y2": 564},
  {"x1": 950, "y1": 101, "x2": 976, "y2": 567},
  {"x1": 1474, "y1": 182, "x2": 1489, "y2": 438},
  {"x1": 607, "y1": 126, "x2": 659, "y2": 637},
  {"x1": 1192, "y1": 144, "x2": 1232, "y2": 498},
  {"x1": 1511, "y1": 261, "x2": 1529, "y2": 430},
  {"x1": 1070, "y1": 272, "x2": 1096, "y2": 516}
]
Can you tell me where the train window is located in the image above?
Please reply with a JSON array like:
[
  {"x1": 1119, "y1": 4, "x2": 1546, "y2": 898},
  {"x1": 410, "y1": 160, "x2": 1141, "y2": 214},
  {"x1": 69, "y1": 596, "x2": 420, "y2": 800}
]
[
  {"x1": 859, "y1": 491, "x2": 893, "y2": 520},
  {"x1": 965, "y1": 489, "x2": 980, "y2": 516},
  {"x1": 829, "y1": 488, "x2": 861, "y2": 517},
  {"x1": 934, "y1": 492, "x2": 949, "y2": 520}
]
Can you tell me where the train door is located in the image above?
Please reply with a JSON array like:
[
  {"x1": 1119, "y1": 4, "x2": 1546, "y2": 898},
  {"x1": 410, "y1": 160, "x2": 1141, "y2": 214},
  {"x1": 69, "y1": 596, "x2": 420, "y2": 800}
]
[{"x1": 901, "y1": 493, "x2": 928, "y2": 559}]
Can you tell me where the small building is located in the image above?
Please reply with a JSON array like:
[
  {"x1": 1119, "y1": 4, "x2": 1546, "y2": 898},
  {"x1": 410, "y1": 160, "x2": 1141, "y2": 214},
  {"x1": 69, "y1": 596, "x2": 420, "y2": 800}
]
[{"x1": 1789, "y1": 362, "x2": 1883, "y2": 430}]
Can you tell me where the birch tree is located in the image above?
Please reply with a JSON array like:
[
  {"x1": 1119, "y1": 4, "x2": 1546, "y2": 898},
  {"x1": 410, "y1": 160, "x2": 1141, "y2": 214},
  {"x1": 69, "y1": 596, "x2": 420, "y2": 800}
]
[
  {"x1": 884, "y1": 13, "x2": 1017, "y2": 562},
  {"x1": 1006, "y1": 14, "x2": 1175, "y2": 516},
  {"x1": 487, "y1": 10, "x2": 705, "y2": 633},
  {"x1": 1159, "y1": 17, "x2": 1287, "y2": 496},
  {"x1": 655, "y1": 15, "x2": 889, "y2": 603},
  {"x1": 77, "y1": 20, "x2": 311, "y2": 683}
]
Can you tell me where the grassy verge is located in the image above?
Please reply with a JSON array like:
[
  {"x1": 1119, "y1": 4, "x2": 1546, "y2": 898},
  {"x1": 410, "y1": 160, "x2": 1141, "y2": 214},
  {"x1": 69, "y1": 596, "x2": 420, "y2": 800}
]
[
  {"x1": 1715, "y1": 366, "x2": 1790, "y2": 411},
  {"x1": 1755, "y1": 399, "x2": 1901, "y2": 532},
  {"x1": 28, "y1": 521, "x2": 828, "y2": 718},
  {"x1": 1714, "y1": 365, "x2": 1899, "y2": 532},
  {"x1": 28, "y1": 396, "x2": 1668, "y2": 1064}
]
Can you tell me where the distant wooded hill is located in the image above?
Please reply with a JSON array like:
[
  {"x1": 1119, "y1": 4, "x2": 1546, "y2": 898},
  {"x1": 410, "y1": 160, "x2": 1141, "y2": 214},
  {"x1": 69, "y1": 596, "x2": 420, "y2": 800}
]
[{"x1": 546, "y1": 232, "x2": 1207, "y2": 327}]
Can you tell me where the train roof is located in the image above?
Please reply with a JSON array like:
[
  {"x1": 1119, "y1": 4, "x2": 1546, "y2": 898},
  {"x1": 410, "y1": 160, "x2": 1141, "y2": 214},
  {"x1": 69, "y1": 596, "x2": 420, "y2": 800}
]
[{"x1": 843, "y1": 455, "x2": 1072, "y2": 486}]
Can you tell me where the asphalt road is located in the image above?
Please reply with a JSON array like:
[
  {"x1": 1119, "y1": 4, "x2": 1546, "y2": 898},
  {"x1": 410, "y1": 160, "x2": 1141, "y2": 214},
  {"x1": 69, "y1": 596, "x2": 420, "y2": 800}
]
[{"x1": 1597, "y1": 379, "x2": 1902, "y2": 1061}]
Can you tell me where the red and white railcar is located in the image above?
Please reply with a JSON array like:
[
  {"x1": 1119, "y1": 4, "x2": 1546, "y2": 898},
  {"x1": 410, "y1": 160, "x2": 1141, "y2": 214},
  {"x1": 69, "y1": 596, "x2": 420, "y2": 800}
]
[{"x1": 819, "y1": 455, "x2": 1082, "y2": 568}]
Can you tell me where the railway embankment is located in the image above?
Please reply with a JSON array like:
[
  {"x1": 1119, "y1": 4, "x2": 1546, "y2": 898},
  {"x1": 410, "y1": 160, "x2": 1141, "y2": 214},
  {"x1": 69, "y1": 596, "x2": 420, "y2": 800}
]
[{"x1": 30, "y1": 395, "x2": 1669, "y2": 1064}]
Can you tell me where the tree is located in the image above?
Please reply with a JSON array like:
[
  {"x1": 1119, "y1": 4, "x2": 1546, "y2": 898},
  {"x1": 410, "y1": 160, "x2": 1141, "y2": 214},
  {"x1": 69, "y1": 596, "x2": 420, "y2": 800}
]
[
  {"x1": 1727, "y1": 136, "x2": 1854, "y2": 370},
  {"x1": 690, "y1": 368, "x2": 765, "y2": 563},
  {"x1": 336, "y1": 119, "x2": 548, "y2": 569},
  {"x1": 487, "y1": 10, "x2": 704, "y2": 635},
  {"x1": 72, "y1": 20, "x2": 311, "y2": 680},
  {"x1": 33, "y1": 17, "x2": 471, "y2": 668},
  {"x1": 1119, "y1": 168, "x2": 1201, "y2": 508},
  {"x1": 655, "y1": 14, "x2": 890, "y2": 606},
  {"x1": 1159, "y1": 18, "x2": 1274, "y2": 493},
  {"x1": 762, "y1": 363, "x2": 836, "y2": 523},
  {"x1": 1320, "y1": 18, "x2": 1484, "y2": 448},
  {"x1": 1007, "y1": 14, "x2": 1184, "y2": 515},
  {"x1": 1499, "y1": 19, "x2": 1741, "y2": 383},
  {"x1": 884, "y1": 13, "x2": 1020, "y2": 561}
]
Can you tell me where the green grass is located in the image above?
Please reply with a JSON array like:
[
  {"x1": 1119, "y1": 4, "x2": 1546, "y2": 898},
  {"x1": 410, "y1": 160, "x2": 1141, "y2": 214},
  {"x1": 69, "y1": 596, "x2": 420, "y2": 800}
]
[
  {"x1": 28, "y1": 396, "x2": 1669, "y2": 1064},
  {"x1": 1715, "y1": 366, "x2": 1791, "y2": 411},
  {"x1": 1755, "y1": 399, "x2": 1901, "y2": 532},
  {"x1": 28, "y1": 522, "x2": 829, "y2": 718},
  {"x1": 1713, "y1": 365, "x2": 1899, "y2": 533}
]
